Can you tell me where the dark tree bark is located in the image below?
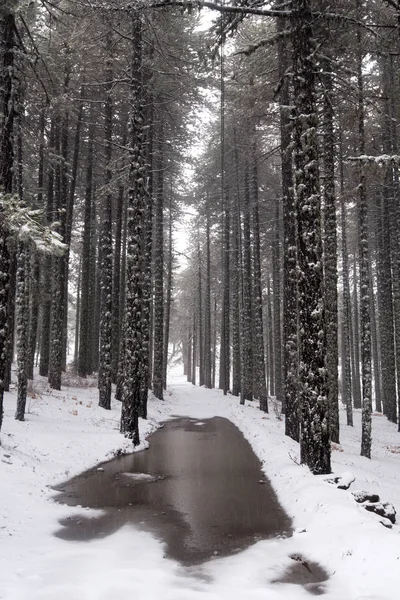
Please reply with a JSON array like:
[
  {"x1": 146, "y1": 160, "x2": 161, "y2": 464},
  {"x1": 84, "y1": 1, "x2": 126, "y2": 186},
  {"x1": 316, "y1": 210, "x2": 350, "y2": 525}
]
[
  {"x1": 120, "y1": 16, "x2": 149, "y2": 445},
  {"x1": 203, "y1": 193, "x2": 212, "y2": 389},
  {"x1": 231, "y1": 181, "x2": 241, "y2": 397},
  {"x1": 278, "y1": 13, "x2": 299, "y2": 440},
  {"x1": 27, "y1": 253, "x2": 39, "y2": 380},
  {"x1": 219, "y1": 191, "x2": 230, "y2": 395},
  {"x1": 0, "y1": 9, "x2": 15, "y2": 430},
  {"x1": 197, "y1": 237, "x2": 204, "y2": 387},
  {"x1": 39, "y1": 120, "x2": 55, "y2": 378},
  {"x1": 292, "y1": 0, "x2": 330, "y2": 474},
  {"x1": 15, "y1": 242, "x2": 29, "y2": 421},
  {"x1": 99, "y1": 24, "x2": 114, "y2": 410},
  {"x1": 152, "y1": 125, "x2": 164, "y2": 401},
  {"x1": 272, "y1": 201, "x2": 282, "y2": 408},
  {"x1": 322, "y1": 59, "x2": 339, "y2": 444},
  {"x1": 251, "y1": 136, "x2": 268, "y2": 412},
  {"x1": 338, "y1": 123, "x2": 353, "y2": 426},
  {"x1": 78, "y1": 122, "x2": 95, "y2": 378},
  {"x1": 356, "y1": 10, "x2": 372, "y2": 458},
  {"x1": 163, "y1": 195, "x2": 173, "y2": 389},
  {"x1": 240, "y1": 162, "x2": 253, "y2": 404}
]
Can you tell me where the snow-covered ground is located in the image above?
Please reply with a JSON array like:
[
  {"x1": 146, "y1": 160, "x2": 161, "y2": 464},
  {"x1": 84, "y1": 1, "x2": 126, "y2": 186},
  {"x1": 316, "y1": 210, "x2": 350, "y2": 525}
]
[{"x1": 1, "y1": 369, "x2": 400, "y2": 600}]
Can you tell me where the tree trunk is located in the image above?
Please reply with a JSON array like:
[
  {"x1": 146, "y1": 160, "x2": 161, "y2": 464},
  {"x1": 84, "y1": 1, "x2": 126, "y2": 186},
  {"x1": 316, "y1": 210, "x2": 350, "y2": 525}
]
[
  {"x1": 120, "y1": 16, "x2": 149, "y2": 445},
  {"x1": 204, "y1": 193, "x2": 212, "y2": 389},
  {"x1": 78, "y1": 122, "x2": 95, "y2": 378},
  {"x1": 152, "y1": 125, "x2": 164, "y2": 400},
  {"x1": 15, "y1": 242, "x2": 29, "y2": 421},
  {"x1": 163, "y1": 196, "x2": 173, "y2": 389},
  {"x1": 240, "y1": 162, "x2": 253, "y2": 404},
  {"x1": 99, "y1": 25, "x2": 114, "y2": 410},
  {"x1": 292, "y1": 0, "x2": 331, "y2": 474},
  {"x1": 322, "y1": 60, "x2": 339, "y2": 444},
  {"x1": 0, "y1": 10, "x2": 15, "y2": 429},
  {"x1": 356, "y1": 9, "x2": 372, "y2": 458}
]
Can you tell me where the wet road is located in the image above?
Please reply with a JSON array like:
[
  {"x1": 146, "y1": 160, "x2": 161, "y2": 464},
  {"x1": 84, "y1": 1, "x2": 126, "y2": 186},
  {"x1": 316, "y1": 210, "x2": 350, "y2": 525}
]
[{"x1": 53, "y1": 417, "x2": 293, "y2": 565}]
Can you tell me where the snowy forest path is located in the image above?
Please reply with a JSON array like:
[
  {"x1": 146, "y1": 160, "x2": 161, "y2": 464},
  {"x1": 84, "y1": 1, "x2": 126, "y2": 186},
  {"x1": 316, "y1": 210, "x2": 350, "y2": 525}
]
[{"x1": 53, "y1": 383, "x2": 293, "y2": 564}]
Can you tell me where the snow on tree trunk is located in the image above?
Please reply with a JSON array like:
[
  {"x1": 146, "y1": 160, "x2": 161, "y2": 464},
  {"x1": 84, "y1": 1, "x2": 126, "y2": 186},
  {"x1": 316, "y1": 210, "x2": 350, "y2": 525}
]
[
  {"x1": 203, "y1": 193, "x2": 213, "y2": 389},
  {"x1": 78, "y1": 121, "x2": 95, "y2": 378},
  {"x1": 251, "y1": 136, "x2": 268, "y2": 412},
  {"x1": 322, "y1": 61, "x2": 339, "y2": 444},
  {"x1": 98, "y1": 24, "x2": 114, "y2": 411},
  {"x1": 240, "y1": 162, "x2": 253, "y2": 404},
  {"x1": 356, "y1": 11, "x2": 372, "y2": 458},
  {"x1": 278, "y1": 13, "x2": 299, "y2": 440},
  {"x1": 152, "y1": 125, "x2": 164, "y2": 401},
  {"x1": 120, "y1": 16, "x2": 149, "y2": 445},
  {"x1": 0, "y1": 8, "x2": 15, "y2": 431},
  {"x1": 15, "y1": 241, "x2": 29, "y2": 421},
  {"x1": 292, "y1": 0, "x2": 331, "y2": 475}
]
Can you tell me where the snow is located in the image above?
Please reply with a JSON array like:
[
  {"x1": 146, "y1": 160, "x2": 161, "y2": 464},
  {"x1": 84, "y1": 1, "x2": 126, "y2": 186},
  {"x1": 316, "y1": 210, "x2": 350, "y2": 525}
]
[{"x1": 1, "y1": 369, "x2": 400, "y2": 599}]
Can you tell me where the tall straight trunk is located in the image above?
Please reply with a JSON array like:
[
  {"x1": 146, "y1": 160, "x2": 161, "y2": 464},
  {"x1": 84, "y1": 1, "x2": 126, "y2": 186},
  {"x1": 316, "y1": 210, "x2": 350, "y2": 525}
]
[
  {"x1": 356, "y1": 10, "x2": 372, "y2": 458},
  {"x1": 48, "y1": 120, "x2": 66, "y2": 391},
  {"x1": 39, "y1": 120, "x2": 55, "y2": 377},
  {"x1": 27, "y1": 254, "x2": 39, "y2": 380},
  {"x1": 267, "y1": 278, "x2": 275, "y2": 397},
  {"x1": 27, "y1": 108, "x2": 45, "y2": 380},
  {"x1": 369, "y1": 246, "x2": 381, "y2": 413},
  {"x1": 293, "y1": 0, "x2": 330, "y2": 474},
  {"x1": 219, "y1": 192, "x2": 230, "y2": 395},
  {"x1": 378, "y1": 59, "x2": 397, "y2": 423},
  {"x1": 163, "y1": 196, "x2": 173, "y2": 389},
  {"x1": 272, "y1": 201, "x2": 282, "y2": 408},
  {"x1": 59, "y1": 75, "x2": 70, "y2": 372},
  {"x1": 251, "y1": 137, "x2": 268, "y2": 412},
  {"x1": 74, "y1": 259, "x2": 81, "y2": 368},
  {"x1": 186, "y1": 324, "x2": 192, "y2": 383},
  {"x1": 0, "y1": 10, "x2": 15, "y2": 429},
  {"x1": 204, "y1": 194, "x2": 212, "y2": 389},
  {"x1": 120, "y1": 16, "x2": 149, "y2": 444},
  {"x1": 212, "y1": 296, "x2": 217, "y2": 388},
  {"x1": 338, "y1": 125, "x2": 353, "y2": 426},
  {"x1": 322, "y1": 61, "x2": 339, "y2": 443},
  {"x1": 110, "y1": 169, "x2": 123, "y2": 352},
  {"x1": 191, "y1": 312, "x2": 197, "y2": 386},
  {"x1": 92, "y1": 211, "x2": 101, "y2": 373},
  {"x1": 231, "y1": 183, "x2": 241, "y2": 397},
  {"x1": 99, "y1": 26, "x2": 114, "y2": 410},
  {"x1": 278, "y1": 13, "x2": 298, "y2": 439},
  {"x1": 152, "y1": 126, "x2": 164, "y2": 400},
  {"x1": 111, "y1": 180, "x2": 124, "y2": 384},
  {"x1": 352, "y1": 255, "x2": 362, "y2": 410},
  {"x1": 115, "y1": 183, "x2": 128, "y2": 401},
  {"x1": 197, "y1": 238, "x2": 204, "y2": 387},
  {"x1": 145, "y1": 105, "x2": 154, "y2": 393},
  {"x1": 62, "y1": 89, "x2": 84, "y2": 371},
  {"x1": 15, "y1": 242, "x2": 29, "y2": 421},
  {"x1": 240, "y1": 162, "x2": 253, "y2": 403},
  {"x1": 78, "y1": 122, "x2": 95, "y2": 377},
  {"x1": 4, "y1": 253, "x2": 15, "y2": 392}
]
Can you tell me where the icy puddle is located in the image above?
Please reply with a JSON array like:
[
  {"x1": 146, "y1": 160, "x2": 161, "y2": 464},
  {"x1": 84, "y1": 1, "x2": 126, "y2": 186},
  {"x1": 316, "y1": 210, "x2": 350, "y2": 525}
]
[{"x1": 53, "y1": 417, "x2": 293, "y2": 565}]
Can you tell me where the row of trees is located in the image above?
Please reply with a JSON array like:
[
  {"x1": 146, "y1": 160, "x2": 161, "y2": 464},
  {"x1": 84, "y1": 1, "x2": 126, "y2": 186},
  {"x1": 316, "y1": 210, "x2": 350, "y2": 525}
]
[
  {"x1": 2, "y1": 0, "x2": 400, "y2": 475},
  {"x1": 0, "y1": 0, "x2": 199, "y2": 444},
  {"x1": 174, "y1": 0, "x2": 400, "y2": 473}
]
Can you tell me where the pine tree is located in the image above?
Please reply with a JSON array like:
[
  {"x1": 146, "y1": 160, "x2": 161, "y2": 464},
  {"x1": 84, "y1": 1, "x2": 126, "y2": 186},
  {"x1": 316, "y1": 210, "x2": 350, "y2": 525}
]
[{"x1": 292, "y1": 0, "x2": 331, "y2": 475}]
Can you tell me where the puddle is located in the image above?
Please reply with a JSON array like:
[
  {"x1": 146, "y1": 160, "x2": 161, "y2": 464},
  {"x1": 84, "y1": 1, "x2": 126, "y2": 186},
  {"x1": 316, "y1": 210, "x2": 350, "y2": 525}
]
[
  {"x1": 273, "y1": 555, "x2": 329, "y2": 595},
  {"x1": 53, "y1": 417, "x2": 293, "y2": 565}
]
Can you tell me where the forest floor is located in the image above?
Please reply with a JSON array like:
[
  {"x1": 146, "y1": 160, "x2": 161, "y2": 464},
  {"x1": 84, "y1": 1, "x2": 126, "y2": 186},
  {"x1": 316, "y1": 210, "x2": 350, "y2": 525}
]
[{"x1": 1, "y1": 369, "x2": 400, "y2": 600}]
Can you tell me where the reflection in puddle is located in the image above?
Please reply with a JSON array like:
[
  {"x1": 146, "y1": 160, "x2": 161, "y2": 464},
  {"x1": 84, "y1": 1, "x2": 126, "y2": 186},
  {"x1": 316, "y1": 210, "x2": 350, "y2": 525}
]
[{"x1": 53, "y1": 417, "x2": 294, "y2": 566}]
